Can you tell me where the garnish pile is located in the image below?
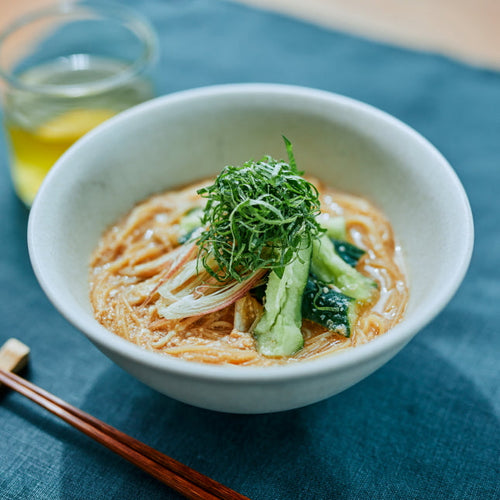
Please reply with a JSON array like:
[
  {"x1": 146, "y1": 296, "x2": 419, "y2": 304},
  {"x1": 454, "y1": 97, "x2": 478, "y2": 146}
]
[
  {"x1": 155, "y1": 137, "x2": 376, "y2": 357},
  {"x1": 196, "y1": 138, "x2": 323, "y2": 281}
]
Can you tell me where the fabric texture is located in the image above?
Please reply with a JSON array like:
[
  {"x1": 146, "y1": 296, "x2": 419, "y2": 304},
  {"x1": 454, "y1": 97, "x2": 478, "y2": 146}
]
[{"x1": 0, "y1": 1, "x2": 499, "y2": 498}]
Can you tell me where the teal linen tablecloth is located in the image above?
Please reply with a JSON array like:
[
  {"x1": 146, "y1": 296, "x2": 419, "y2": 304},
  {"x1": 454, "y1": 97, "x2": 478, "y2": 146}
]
[{"x1": 1, "y1": 1, "x2": 499, "y2": 498}]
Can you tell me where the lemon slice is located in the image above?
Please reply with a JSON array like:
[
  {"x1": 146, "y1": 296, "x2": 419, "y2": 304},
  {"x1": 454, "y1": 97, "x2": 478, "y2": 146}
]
[{"x1": 35, "y1": 108, "x2": 116, "y2": 142}]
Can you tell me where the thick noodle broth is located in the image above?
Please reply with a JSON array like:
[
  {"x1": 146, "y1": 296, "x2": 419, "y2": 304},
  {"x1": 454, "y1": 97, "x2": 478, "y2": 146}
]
[{"x1": 90, "y1": 178, "x2": 408, "y2": 366}]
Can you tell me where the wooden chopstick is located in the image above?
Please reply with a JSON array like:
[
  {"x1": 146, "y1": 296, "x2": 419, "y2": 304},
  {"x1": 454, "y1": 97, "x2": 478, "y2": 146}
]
[{"x1": 0, "y1": 368, "x2": 249, "y2": 500}]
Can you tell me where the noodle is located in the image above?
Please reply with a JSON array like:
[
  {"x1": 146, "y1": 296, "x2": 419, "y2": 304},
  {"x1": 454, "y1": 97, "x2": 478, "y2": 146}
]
[{"x1": 90, "y1": 178, "x2": 408, "y2": 366}]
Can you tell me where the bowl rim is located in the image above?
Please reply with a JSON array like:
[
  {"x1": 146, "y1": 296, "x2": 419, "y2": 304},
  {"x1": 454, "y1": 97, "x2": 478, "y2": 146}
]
[{"x1": 28, "y1": 82, "x2": 474, "y2": 383}]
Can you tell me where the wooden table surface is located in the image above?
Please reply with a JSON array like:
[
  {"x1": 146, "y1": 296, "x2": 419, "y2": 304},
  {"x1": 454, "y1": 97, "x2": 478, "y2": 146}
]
[{"x1": 1, "y1": 0, "x2": 499, "y2": 70}]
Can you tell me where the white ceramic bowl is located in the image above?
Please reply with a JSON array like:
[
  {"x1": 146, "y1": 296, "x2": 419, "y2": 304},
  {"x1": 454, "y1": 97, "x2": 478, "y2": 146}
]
[{"x1": 28, "y1": 84, "x2": 473, "y2": 413}]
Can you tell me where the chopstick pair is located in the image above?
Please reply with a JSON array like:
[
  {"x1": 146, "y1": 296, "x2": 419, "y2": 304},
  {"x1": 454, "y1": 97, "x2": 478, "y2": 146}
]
[{"x1": 0, "y1": 351, "x2": 249, "y2": 500}]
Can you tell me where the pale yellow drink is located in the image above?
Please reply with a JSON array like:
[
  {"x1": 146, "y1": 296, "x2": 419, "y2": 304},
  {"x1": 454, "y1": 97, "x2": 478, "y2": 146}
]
[
  {"x1": 4, "y1": 56, "x2": 153, "y2": 206},
  {"x1": 7, "y1": 108, "x2": 116, "y2": 205}
]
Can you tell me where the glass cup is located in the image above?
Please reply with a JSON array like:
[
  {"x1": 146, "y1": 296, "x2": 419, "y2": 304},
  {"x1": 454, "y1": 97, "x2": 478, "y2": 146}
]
[{"x1": 0, "y1": 1, "x2": 157, "y2": 207}]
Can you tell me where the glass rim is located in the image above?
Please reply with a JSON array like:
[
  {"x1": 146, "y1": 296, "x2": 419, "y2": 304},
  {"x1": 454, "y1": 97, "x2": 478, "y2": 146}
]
[{"x1": 0, "y1": 1, "x2": 158, "y2": 97}]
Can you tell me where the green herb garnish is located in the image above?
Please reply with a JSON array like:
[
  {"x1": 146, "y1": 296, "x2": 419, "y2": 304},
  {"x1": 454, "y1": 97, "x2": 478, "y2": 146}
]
[{"x1": 196, "y1": 138, "x2": 324, "y2": 282}]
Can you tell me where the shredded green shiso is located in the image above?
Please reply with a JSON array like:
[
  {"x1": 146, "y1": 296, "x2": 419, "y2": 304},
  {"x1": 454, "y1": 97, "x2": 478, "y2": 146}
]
[{"x1": 196, "y1": 138, "x2": 324, "y2": 282}]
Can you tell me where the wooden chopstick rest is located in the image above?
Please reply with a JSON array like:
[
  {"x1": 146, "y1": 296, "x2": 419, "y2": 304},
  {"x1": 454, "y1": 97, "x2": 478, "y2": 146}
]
[{"x1": 0, "y1": 338, "x2": 30, "y2": 379}]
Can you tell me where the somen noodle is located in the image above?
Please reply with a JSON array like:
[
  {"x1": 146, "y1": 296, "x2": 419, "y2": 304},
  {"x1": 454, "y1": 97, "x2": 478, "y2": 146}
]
[{"x1": 90, "y1": 166, "x2": 408, "y2": 366}]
